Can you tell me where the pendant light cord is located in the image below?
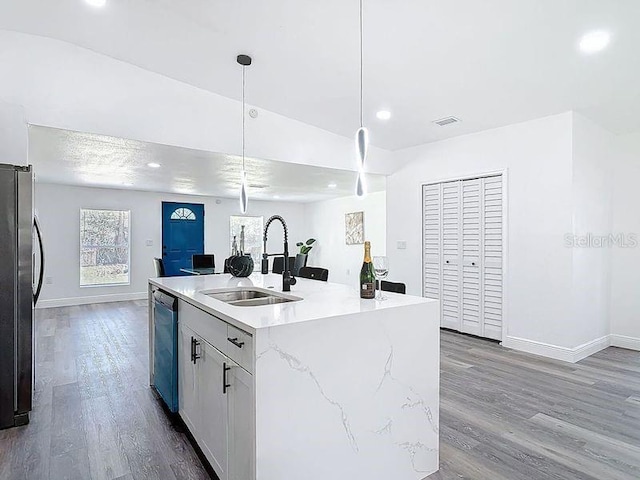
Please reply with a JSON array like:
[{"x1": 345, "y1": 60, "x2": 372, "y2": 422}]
[
  {"x1": 359, "y1": 0, "x2": 364, "y2": 128},
  {"x1": 242, "y1": 65, "x2": 246, "y2": 172}
]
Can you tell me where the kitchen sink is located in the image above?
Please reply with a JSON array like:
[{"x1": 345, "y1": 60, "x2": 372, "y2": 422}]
[{"x1": 202, "y1": 288, "x2": 301, "y2": 307}]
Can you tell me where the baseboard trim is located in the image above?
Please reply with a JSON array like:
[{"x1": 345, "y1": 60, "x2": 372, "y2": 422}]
[
  {"x1": 610, "y1": 334, "x2": 640, "y2": 351},
  {"x1": 502, "y1": 335, "x2": 611, "y2": 363},
  {"x1": 571, "y1": 335, "x2": 611, "y2": 362},
  {"x1": 36, "y1": 292, "x2": 147, "y2": 309}
]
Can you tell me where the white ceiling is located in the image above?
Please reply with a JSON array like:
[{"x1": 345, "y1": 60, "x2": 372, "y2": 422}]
[
  {"x1": 28, "y1": 126, "x2": 386, "y2": 202},
  {"x1": 3, "y1": 1, "x2": 640, "y2": 150}
]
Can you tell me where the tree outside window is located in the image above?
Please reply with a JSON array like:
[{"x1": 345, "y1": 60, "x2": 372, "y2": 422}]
[{"x1": 80, "y1": 209, "x2": 130, "y2": 286}]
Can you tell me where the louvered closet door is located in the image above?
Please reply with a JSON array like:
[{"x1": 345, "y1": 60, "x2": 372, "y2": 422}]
[
  {"x1": 441, "y1": 181, "x2": 461, "y2": 330},
  {"x1": 460, "y1": 179, "x2": 482, "y2": 336},
  {"x1": 422, "y1": 174, "x2": 503, "y2": 340},
  {"x1": 423, "y1": 184, "x2": 441, "y2": 303},
  {"x1": 481, "y1": 176, "x2": 503, "y2": 340}
]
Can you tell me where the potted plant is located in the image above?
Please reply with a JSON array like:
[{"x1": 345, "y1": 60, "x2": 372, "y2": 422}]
[{"x1": 294, "y1": 238, "x2": 316, "y2": 275}]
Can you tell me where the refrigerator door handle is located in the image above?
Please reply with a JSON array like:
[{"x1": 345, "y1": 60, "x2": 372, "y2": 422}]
[{"x1": 33, "y1": 216, "x2": 44, "y2": 306}]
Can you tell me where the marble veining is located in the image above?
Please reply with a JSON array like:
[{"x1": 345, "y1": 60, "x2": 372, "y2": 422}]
[
  {"x1": 258, "y1": 341, "x2": 360, "y2": 452},
  {"x1": 254, "y1": 300, "x2": 440, "y2": 479}
]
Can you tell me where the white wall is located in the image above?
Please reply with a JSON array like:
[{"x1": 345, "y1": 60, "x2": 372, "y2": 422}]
[
  {"x1": 34, "y1": 183, "x2": 306, "y2": 307},
  {"x1": 610, "y1": 132, "x2": 640, "y2": 349},
  {"x1": 388, "y1": 113, "x2": 583, "y2": 354},
  {"x1": 0, "y1": 30, "x2": 394, "y2": 175},
  {"x1": 304, "y1": 192, "x2": 386, "y2": 287},
  {"x1": 0, "y1": 101, "x2": 27, "y2": 165},
  {"x1": 569, "y1": 113, "x2": 614, "y2": 346}
]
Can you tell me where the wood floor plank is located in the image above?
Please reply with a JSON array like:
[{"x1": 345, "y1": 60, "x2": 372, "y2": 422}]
[
  {"x1": 1, "y1": 302, "x2": 638, "y2": 480},
  {"x1": 427, "y1": 330, "x2": 640, "y2": 480}
]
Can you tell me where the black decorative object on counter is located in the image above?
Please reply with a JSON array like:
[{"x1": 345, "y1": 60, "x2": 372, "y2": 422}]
[{"x1": 226, "y1": 254, "x2": 254, "y2": 278}]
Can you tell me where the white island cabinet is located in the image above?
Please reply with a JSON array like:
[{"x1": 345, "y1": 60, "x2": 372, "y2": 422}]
[{"x1": 149, "y1": 273, "x2": 440, "y2": 480}]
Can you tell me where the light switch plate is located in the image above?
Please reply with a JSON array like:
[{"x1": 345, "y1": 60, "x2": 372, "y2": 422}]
[
  {"x1": 397, "y1": 241, "x2": 407, "y2": 250},
  {"x1": 146, "y1": 240, "x2": 154, "y2": 247}
]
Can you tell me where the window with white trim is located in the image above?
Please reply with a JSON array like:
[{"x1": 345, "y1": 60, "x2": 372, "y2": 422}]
[{"x1": 80, "y1": 209, "x2": 131, "y2": 286}]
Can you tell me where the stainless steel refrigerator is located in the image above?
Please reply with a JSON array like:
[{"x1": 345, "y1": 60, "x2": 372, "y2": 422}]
[{"x1": 0, "y1": 164, "x2": 44, "y2": 429}]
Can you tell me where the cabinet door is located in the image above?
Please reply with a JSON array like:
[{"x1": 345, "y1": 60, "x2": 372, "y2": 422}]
[
  {"x1": 198, "y1": 339, "x2": 229, "y2": 480},
  {"x1": 178, "y1": 323, "x2": 199, "y2": 436},
  {"x1": 227, "y1": 362, "x2": 254, "y2": 480}
]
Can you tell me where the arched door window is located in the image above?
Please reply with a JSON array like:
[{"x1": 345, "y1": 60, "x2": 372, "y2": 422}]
[{"x1": 170, "y1": 208, "x2": 196, "y2": 220}]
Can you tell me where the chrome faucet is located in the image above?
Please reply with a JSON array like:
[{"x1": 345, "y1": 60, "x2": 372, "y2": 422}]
[{"x1": 261, "y1": 215, "x2": 297, "y2": 292}]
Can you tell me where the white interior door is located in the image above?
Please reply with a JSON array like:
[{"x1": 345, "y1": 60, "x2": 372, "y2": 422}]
[
  {"x1": 422, "y1": 174, "x2": 504, "y2": 340},
  {"x1": 481, "y1": 176, "x2": 503, "y2": 340},
  {"x1": 461, "y1": 178, "x2": 482, "y2": 336},
  {"x1": 441, "y1": 181, "x2": 461, "y2": 330},
  {"x1": 423, "y1": 183, "x2": 441, "y2": 304}
]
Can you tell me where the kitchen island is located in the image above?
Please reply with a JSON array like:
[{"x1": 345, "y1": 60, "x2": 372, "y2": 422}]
[{"x1": 148, "y1": 273, "x2": 440, "y2": 480}]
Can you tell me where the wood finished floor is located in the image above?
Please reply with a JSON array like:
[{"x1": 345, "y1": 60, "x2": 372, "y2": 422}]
[{"x1": 0, "y1": 302, "x2": 638, "y2": 480}]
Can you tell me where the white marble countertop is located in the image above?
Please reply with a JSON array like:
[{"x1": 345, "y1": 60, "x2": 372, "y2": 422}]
[{"x1": 149, "y1": 273, "x2": 434, "y2": 333}]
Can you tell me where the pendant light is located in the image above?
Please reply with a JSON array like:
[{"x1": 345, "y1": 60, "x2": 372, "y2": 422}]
[
  {"x1": 237, "y1": 54, "x2": 252, "y2": 214},
  {"x1": 355, "y1": 0, "x2": 368, "y2": 197}
]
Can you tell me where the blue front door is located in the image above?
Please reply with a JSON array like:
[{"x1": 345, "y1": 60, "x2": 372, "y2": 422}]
[{"x1": 162, "y1": 202, "x2": 205, "y2": 276}]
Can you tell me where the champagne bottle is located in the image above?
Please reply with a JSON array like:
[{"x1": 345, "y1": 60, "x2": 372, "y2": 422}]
[{"x1": 360, "y1": 241, "x2": 376, "y2": 299}]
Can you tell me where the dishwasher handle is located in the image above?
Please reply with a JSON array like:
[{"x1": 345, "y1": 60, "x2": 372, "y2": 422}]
[{"x1": 154, "y1": 290, "x2": 177, "y2": 311}]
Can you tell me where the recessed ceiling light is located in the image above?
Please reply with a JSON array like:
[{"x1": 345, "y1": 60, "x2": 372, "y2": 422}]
[
  {"x1": 273, "y1": 195, "x2": 281, "y2": 199},
  {"x1": 147, "y1": 162, "x2": 160, "y2": 168},
  {"x1": 328, "y1": 182, "x2": 337, "y2": 189},
  {"x1": 85, "y1": 0, "x2": 106, "y2": 7},
  {"x1": 579, "y1": 30, "x2": 610, "y2": 54},
  {"x1": 376, "y1": 110, "x2": 391, "y2": 120}
]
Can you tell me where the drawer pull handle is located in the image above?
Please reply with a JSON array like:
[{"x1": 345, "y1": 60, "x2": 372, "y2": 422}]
[
  {"x1": 227, "y1": 337, "x2": 245, "y2": 349},
  {"x1": 223, "y1": 362, "x2": 231, "y2": 394}
]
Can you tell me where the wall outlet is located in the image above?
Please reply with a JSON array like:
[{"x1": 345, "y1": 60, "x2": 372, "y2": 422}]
[
  {"x1": 397, "y1": 241, "x2": 407, "y2": 250},
  {"x1": 346, "y1": 268, "x2": 351, "y2": 276},
  {"x1": 146, "y1": 239, "x2": 154, "y2": 247},
  {"x1": 45, "y1": 277, "x2": 53, "y2": 285}
]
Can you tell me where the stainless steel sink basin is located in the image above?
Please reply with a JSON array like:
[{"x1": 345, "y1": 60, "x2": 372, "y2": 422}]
[
  {"x1": 228, "y1": 296, "x2": 294, "y2": 307},
  {"x1": 205, "y1": 289, "x2": 271, "y2": 302},
  {"x1": 201, "y1": 288, "x2": 301, "y2": 307}
]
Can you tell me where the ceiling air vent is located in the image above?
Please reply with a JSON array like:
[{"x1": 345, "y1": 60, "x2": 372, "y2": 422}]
[{"x1": 433, "y1": 116, "x2": 461, "y2": 127}]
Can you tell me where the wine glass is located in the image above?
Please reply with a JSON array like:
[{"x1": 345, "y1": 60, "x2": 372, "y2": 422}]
[{"x1": 373, "y1": 256, "x2": 389, "y2": 300}]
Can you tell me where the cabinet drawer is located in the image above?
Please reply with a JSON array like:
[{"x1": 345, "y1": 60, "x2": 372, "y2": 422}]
[
  {"x1": 225, "y1": 325, "x2": 254, "y2": 374},
  {"x1": 179, "y1": 301, "x2": 227, "y2": 351}
]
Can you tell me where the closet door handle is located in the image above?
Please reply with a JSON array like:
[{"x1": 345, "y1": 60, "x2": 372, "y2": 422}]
[
  {"x1": 190, "y1": 337, "x2": 195, "y2": 363},
  {"x1": 223, "y1": 363, "x2": 231, "y2": 394}
]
